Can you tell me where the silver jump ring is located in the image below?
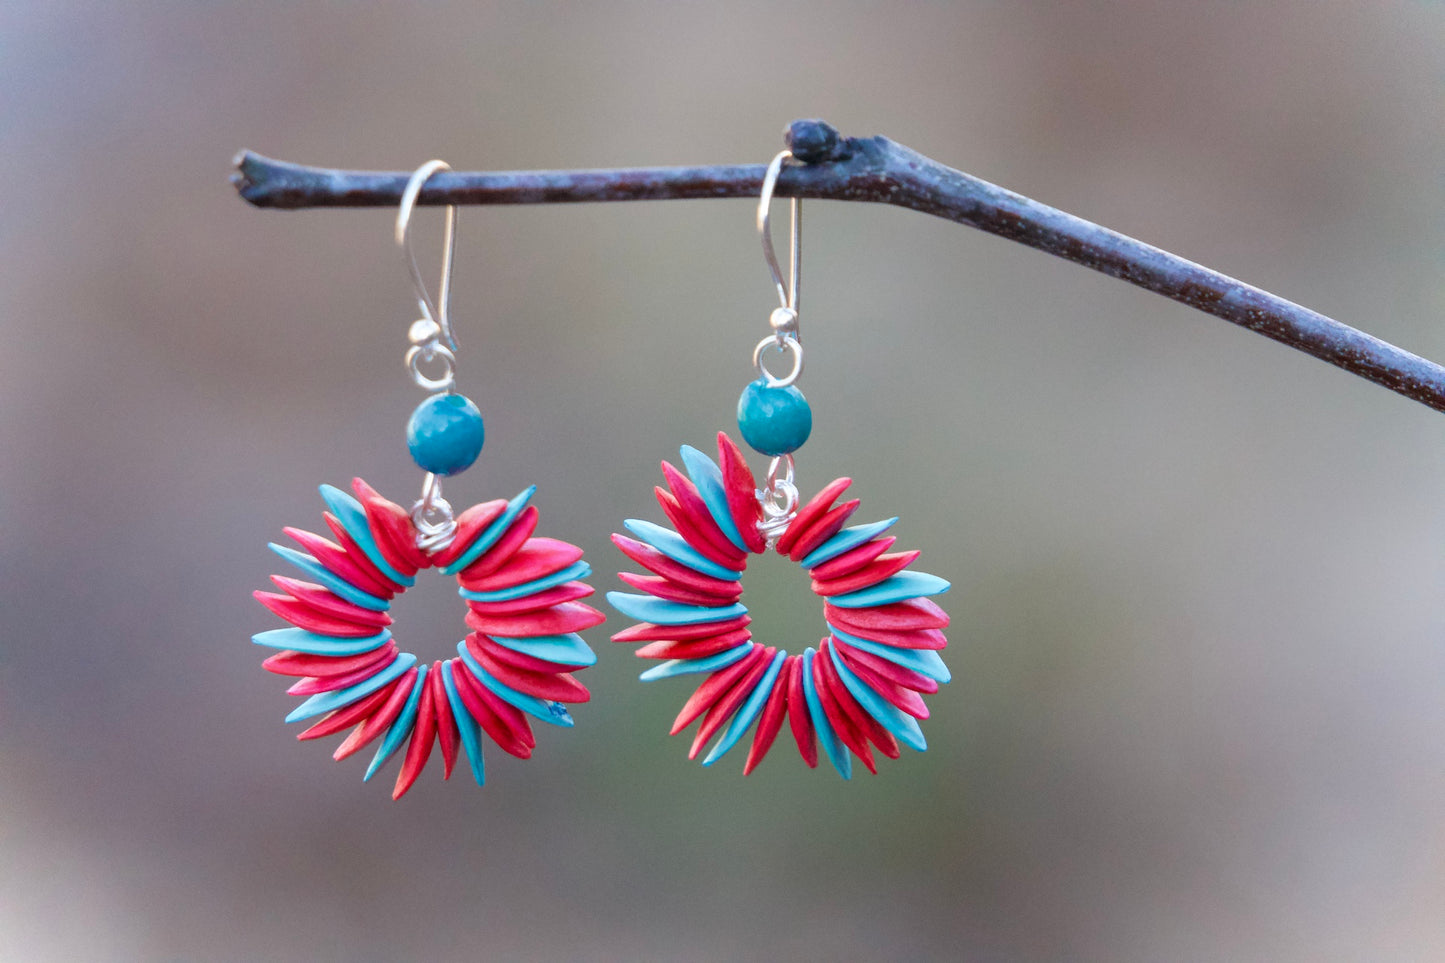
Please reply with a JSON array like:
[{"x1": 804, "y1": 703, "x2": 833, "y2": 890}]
[
  {"x1": 752, "y1": 333, "x2": 804, "y2": 387},
  {"x1": 405, "y1": 343, "x2": 457, "y2": 392}
]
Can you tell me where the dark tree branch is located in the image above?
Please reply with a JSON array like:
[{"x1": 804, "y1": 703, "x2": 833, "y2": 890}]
[{"x1": 233, "y1": 119, "x2": 1445, "y2": 414}]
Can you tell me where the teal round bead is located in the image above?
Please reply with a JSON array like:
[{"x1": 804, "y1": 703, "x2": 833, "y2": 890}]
[
  {"x1": 737, "y1": 378, "x2": 812, "y2": 456},
  {"x1": 407, "y1": 393, "x2": 485, "y2": 476}
]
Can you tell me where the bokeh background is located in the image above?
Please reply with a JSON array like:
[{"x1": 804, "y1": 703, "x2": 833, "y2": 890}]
[{"x1": 3, "y1": 2, "x2": 1444, "y2": 959}]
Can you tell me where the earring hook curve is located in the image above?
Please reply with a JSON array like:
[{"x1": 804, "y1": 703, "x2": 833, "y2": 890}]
[
  {"x1": 396, "y1": 160, "x2": 458, "y2": 351},
  {"x1": 757, "y1": 149, "x2": 801, "y2": 319}
]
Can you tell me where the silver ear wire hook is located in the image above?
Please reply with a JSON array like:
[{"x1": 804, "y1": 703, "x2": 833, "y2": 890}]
[
  {"x1": 396, "y1": 160, "x2": 459, "y2": 352},
  {"x1": 755, "y1": 150, "x2": 804, "y2": 387},
  {"x1": 757, "y1": 149, "x2": 801, "y2": 318}
]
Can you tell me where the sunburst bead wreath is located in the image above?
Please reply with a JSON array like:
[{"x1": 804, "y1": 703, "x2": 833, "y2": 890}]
[
  {"x1": 253, "y1": 478, "x2": 604, "y2": 798},
  {"x1": 606, "y1": 433, "x2": 951, "y2": 779}
]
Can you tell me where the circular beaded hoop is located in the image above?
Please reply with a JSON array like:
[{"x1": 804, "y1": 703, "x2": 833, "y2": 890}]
[
  {"x1": 607, "y1": 433, "x2": 952, "y2": 778},
  {"x1": 253, "y1": 478, "x2": 604, "y2": 798}
]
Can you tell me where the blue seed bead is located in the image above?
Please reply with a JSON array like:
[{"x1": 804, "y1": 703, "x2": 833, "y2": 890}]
[
  {"x1": 407, "y1": 393, "x2": 485, "y2": 476},
  {"x1": 737, "y1": 378, "x2": 812, "y2": 456}
]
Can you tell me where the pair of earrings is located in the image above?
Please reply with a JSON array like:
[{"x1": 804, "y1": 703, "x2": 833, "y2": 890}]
[{"x1": 252, "y1": 152, "x2": 953, "y2": 798}]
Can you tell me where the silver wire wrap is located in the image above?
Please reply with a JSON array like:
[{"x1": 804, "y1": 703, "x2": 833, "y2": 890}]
[
  {"x1": 757, "y1": 455, "x2": 798, "y2": 550},
  {"x1": 397, "y1": 161, "x2": 462, "y2": 550},
  {"x1": 410, "y1": 472, "x2": 457, "y2": 554}
]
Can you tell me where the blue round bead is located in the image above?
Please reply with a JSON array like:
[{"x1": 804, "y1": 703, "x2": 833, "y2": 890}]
[
  {"x1": 407, "y1": 393, "x2": 485, "y2": 476},
  {"x1": 737, "y1": 378, "x2": 812, "y2": 456}
]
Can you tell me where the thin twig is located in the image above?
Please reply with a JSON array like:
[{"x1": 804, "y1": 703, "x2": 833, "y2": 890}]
[{"x1": 233, "y1": 119, "x2": 1445, "y2": 414}]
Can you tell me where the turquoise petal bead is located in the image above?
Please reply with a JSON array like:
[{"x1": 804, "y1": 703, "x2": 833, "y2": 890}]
[
  {"x1": 638, "y1": 642, "x2": 754, "y2": 682},
  {"x1": 318, "y1": 485, "x2": 415, "y2": 587},
  {"x1": 441, "y1": 661, "x2": 486, "y2": 786},
  {"x1": 702, "y1": 648, "x2": 788, "y2": 766},
  {"x1": 491, "y1": 633, "x2": 597, "y2": 667},
  {"x1": 802, "y1": 649, "x2": 851, "y2": 779},
  {"x1": 267, "y1": 543, "x2": 390, "y2": 611},
  {"x1": 459, "y1": 560, "x2": 592, "y2": 603},
  {"x1": 365, "y1": 663, "x2": 428, "y2": 780},
  {"x1": 605, "y1": 592, "x2": 748, "y2": 626},
  {"x1": 621, "y1": 519, "x2": 743, "y2": 581},
  {"x1": 737, "y1": 378, "x2": 812, "y2": 456},
  {"x1": 828, "y1": 627, "x2": 952, "y2": 683},
  {"x1": 679, "y1": 445, "x2": 749, "y2": 553},
  {"x1": 441, "y1": 486, "x2": 535, "y2": 575},
  {"x1": 800, "y1": 518, "x2": 899, "y2": 569},
  {"x1": 826, "y1": 571, "x2": 951, "y2": 608},
  {"x1": 252, "y1": 627, "x2": 393, "y2": 657},
  {"x1": 285, "y1": 652, "x2": 417, "y2": 723},
  {"x1": 407, "y1": 392, "x2": 486, "y2": 476},
  {"x1": 457, "y1": 641, "x2": 575, "y2": 727},
  {"x1": 828, "y1": 644, "x2": 927, "y2": 753}
]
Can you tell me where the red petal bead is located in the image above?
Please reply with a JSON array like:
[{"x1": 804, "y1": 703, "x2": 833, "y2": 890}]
[
  {"x1": 785, "y1": 498, "x2": 860, "y2": 562},
  {"x1": 830, "y1": 636, "x2": 939, "y2": 693},
  {"x1": 286, "y1": 649, "x2": 399, "y2": 695},
  {"x1": 467, "y1": 644, "x2": 591, "y2": 704},
  {"x1": 461, "y1": 581, "x2": 595, "y2": 616},
  {"x1": 743, "y1": 657, "x2": 792, "y2": 774},
  {"x1": 451, "y1": 662, "x2": 535, "y2": 758},
  {"x1": 460, "y1": 536, "x2": 583, "y2": 592},
  {"x1": 775, "y1": 477, "x2": 851, "y2": 556},
  {"x1": 333, "y1": 667, "x2": 419, "y2": 760},
  {"x1": 659, "y1": 462, "x2": 748, "y2": 565},
  {"x1": 296, "y1": 679, "x2": 401, "y2": 741},
  {"x1": 632, "y1": 628, "x2": 754, "y2": 661},
  {"x1": 430, "y1": 663, "x2": 460, "y2": 779},
  {"x1": 393, "y1": 666, "x2": 439, "y2": 799},
  {"x1": 285, "y1": 526, "x2": 395, "y2": 599},
  {"x1": 455, "y1": 506, "x2": 539, "y2": 581},
  {"x1": 819, "y1": 640, "x2": 900, "y2": 760},
  {"x1": 262, "y1": 642, "x2": 399, "y2": 678},
  {"x1": 611, "y1": 615, "x2": 751, "y2": 643},
  {"x1": 811, "y1": 647, "x2": 876, "y2": 774},
  {"x1": 785, "y1": 656, "x2": 818, "y2": 768},
  {"x1": 611, "y1": 535, "x2": 743, "y2": 598},
  {"x1": 465, "y1": 601, "x2": 606, "y2": 638},
  {"x1": 833, "y1": 644, "x2": 929, "y2": 718},
  {"x1": 689, "y1": 646, "x2": 775, "y2": 759},
  {"x1": 825, "y1": 597, "x2": 950, "y2": 633},
  {"x1": 670, "y1": 644, "x2": 767, "y2": 735},
  {"x1": 321, "y1": 514, "x2": 411, "y2": 592},
  {"x1": 429, "y1": 498, "x2": 508, "y2": 568},
  {"x1": 254, "y1": 591, "x2": 383, "y2": 637},
  {"x1": 810, "y1": 550, "x2": 921, "y2": 597},
  {"x1": 808, "y1": 536, "x2": 897, "y2": 582},
  {"x1": 617, "y1": 572, "x2": 742, "y2": 606},
  {"x1": 716, "y1": 432, "x2": 767, "y2": 554},
  {"x1": 351, "y1": 478, "x2": 428, "y2": 573},
  {"x1": 266, "y1": 576, "x2": 392, "y2": 628}
]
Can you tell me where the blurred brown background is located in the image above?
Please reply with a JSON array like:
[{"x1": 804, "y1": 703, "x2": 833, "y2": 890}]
[{"x1": 3, "y1": 2, "x2": 1443, "y2": 960}]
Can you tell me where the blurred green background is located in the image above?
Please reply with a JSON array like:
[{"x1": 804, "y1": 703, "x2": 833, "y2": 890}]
[{"x1": 3, "y1": 2, "x2": 1444, "y2": 959}]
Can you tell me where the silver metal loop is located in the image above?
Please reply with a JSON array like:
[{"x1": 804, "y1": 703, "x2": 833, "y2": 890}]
[
  {"x1": 405, "y1": 342, "x2": 457, "y2": 392},
  {"x1": 756, "y1": 454, "x2": 798, "y2": 550},
  {"x1": 396, "y1": 160, "x2": 459, "y2": 352},
  {"x1": 411, "y1": 472, "x2": 457, "y2": 554},
  {"x1": 752, "y1": 333, "x2": 804, "y2": 387},
  {"x1": 757, "y1": 149, "x2": 801, "y2": 316}
]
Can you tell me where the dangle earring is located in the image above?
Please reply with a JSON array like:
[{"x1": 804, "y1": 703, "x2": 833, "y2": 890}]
[
  {"x1": 606, "y1": 151, "x2": 953, "y2": 778},
  {"x1": 252, "y1": 161, "x2": 604, "y2": 799}
]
